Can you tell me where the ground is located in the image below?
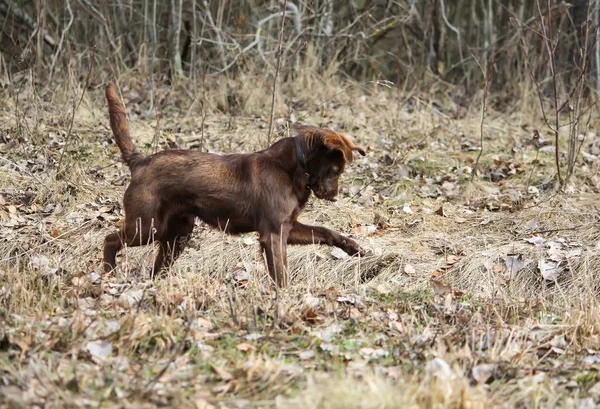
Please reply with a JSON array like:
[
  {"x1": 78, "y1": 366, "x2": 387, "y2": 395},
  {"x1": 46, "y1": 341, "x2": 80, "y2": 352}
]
[{"x1": 1, "y1": 75, "x2": 600, "y2": 408}]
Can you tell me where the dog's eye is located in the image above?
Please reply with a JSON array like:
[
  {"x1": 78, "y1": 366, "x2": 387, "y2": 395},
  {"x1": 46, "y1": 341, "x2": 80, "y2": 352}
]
[{"x1": 330, "y1": 166, "x2": 340, "y2": 174}]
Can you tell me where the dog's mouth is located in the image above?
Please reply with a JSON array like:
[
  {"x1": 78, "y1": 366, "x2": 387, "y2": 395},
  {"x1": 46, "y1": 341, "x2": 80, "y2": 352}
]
[{"x1": 311, "y1": 187, "x2": 338, "y2": 202}]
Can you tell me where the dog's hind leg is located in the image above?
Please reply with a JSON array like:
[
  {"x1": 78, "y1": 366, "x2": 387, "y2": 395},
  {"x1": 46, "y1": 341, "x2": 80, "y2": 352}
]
[
  {"x1": 103, "y1": 214, "x2": 164, "y2": 274},
  {"x1": 103, "y1": 232, "x2": 123, "y2": 273},
  {"x1": 152, "y1": 215, "x2": 194, "y2": 277}
]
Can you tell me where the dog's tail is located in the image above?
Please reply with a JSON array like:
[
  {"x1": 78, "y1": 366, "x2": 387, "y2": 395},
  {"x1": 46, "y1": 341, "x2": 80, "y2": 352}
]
[{"x1": 105, "y1": 82, "x2": 143, "y2": 168}]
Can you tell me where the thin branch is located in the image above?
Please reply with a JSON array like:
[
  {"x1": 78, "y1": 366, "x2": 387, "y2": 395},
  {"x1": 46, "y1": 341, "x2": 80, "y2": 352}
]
[
  {"x1": 55, "y1": 48, "x2": 95, "y2": 178},
  {"x1": 267, "y1": 0, "x2": 288, "y2": 146},
  {"x1": 468, "y1": 47, "x2": 494, "y2": 180},
  {"x1": 48, "y1": 0, "x2": 73, "y2": 84},
  {"x1": 202, "y1": 0, "x2": 227, "y2": 69},
  {"x1": 536, "y1": 0, "x2": 563, "y2": 185},
  {"x1": 439, "y1": 0, "x2": 464, "y2": 69}
]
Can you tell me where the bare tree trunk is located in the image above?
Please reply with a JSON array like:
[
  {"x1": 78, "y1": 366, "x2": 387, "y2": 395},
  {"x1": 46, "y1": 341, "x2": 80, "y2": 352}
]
[
  {"x1": 596, "y1": 0, "x2": 600, "y2": 93},
  {"x1": 143, "y1": 0, "x2": 148, "y2": 71},
  {"x1": 190, "y1": 0, "x2": 197, "y2": 82},
  {"x1": 35, "y1": 0, "x2": 46, "y2": 77},
  {"x1": 169, "y1": 0, "x2": 183, "y2": 79},
  {"x1": 149, "y1": 0, "x2": 157, "y2": 111},
  {"x1": 320, "y1": 0, "x2": 333, "y2": 69},
  {"x1": 115, "y1": 0, "x2": 137, "y2": 65}
]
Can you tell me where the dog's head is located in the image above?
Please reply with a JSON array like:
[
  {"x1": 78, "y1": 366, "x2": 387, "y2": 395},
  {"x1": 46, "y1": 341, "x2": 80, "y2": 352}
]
[{"x1": 294, "y1": 126, "x2": 366, "y2": 201}]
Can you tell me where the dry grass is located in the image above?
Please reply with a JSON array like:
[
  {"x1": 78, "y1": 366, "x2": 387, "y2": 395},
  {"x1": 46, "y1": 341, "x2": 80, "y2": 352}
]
[{"x1": 2, "y1": 72, "x2": 600, "y2": 408}]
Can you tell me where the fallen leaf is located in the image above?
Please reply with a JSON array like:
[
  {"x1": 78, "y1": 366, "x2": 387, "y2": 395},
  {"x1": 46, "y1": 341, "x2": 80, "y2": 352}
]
[
  {"x1": 236, "y1": 342, "x2": 255, "y2": 352},
  {"x1": 192, "y1": 317, "x2": 214, "y2": 331},
  {"x1": 117, "y1": 289, "x2": 144, "y2": 308},
  {"x1": 86, "y1": 341, "x2": 112, "y2": 363},
  {"x1": 523, "y1": 220, "x2": 540, "y2": 231},
  {"x1": 322, "y1": 287, "x2": 340, "y2": 300},
  {"x1": 472, "y1": 363, "x2": 496, "y2": 384},
  {"x1": 337, "y1": 293, "x2": 364, "y2": 306},
  {"x1": 0, "y1": 385, "x2": 24, "y2": 403},
  {"x1": 435, "y1": 205, "x2": 447, "y2": 217},
  {"x1": 426, "y1": 358, "x2": 453, "y2": 379},
  {"x1": 195, "y1": 398, "x2": 216, "y2": 409},
  {"x1": 89, "y1": 272, "x2": 101, "y2": 283},
  {"x1": 304, "y1": 293, "x2": 321, "y2": 307},
  {"x1": 242, "y1": 236, "x2": 257, "y2": 246},
  {"x1": 539, "y1": 259, "x2": 565, "y2": 281},
  {"x1": 30, "y1": 255, "x2": 50, "y2": 270},
  {"x1": 584, "y1": 355, "x2": 600, "y2": 367},
  {"x1": 589, "y1": 381, "x2": 600, "y2": 395},
  {"x1": 301, "y1": 307, "x2": 322, "y2": 324},
  {"x1": 524, "y1": 236, "x2": 545, "y2": 246},
  {"x1": 447, "y1": 255, "x2": 460, "y2": 265},
  {"x1": 505, "y1": 254, "x2": 529, "y2": 275},
  {"x1": 407, "y1": 218, "x2": 423, "y2": 227},
  {"x1": 351, "y1": 224, "x2": 378, "y2": 236},
  {"x1": 349, "y1": 308, "x2": 362, "y2": 319},
  {"x1": 480, "y1": 216, "x2": 495, "y2": 225},
  {"x1": 551, "y1": 334, "x2": 567, "y2": 349},
  {"x1": 404, "y1": 264, "x2": 416, "y2": 275},
  {"x1": 359, "y1": 348, "x2": 389, "y2": 360},
  {"x1": 211, "y1": 365, "x2": 233, "y2": 381},
  {"x1": 298, "y1": 350, "x2": 315, "y2": 360},
  {"x1": 430, "y1": 278, "x2": 452, "y2": 295},
  {"x1": 98, "y1": 206, "x2": 112, "y2": 213}
]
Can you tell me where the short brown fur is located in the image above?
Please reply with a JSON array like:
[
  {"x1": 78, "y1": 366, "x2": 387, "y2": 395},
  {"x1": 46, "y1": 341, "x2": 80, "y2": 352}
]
[{"x1": 103, "y1": 82, "x2": 367, "y2": 286}]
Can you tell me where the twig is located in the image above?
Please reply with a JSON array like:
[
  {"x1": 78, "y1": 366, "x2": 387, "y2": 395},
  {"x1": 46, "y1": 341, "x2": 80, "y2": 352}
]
[
  {"x1": 467, "y1": 48, "x2": 494, "y2": 180},
  {"x1": 523, "y1": 222, "x2": 598, "y2": 236},
  {"x1": 76, "y1": 0, "x2": 123, "y2": 68},
  {"x1": 227, "y1": 287, "x2": 239, "y2": 326},
  {"x1": 48, "y1": 0, "x2": 74, "y2": 84},
  {"x1": 202, "y1": 0, "x2": 227, "y2": 69},
  {"x1": 210, "y1": 12, "x2": 285, "y2": 75},
  {"x1": 566, "y1": 2, "x2": 595, "y2": 182},
  {"x1": 152, "y1": 89, "x2": 171, "y2": 153},
  {"x1": 55, "y1": 47, "x2": 95, "y2": 178},
  {"x1": 267, "y1": 0, "x2": 288, "y2": 146},
  {"x1": 525, "y1": 135, "x2": 541, "y2": 194},
  {"x1": 536, "y1": 0, "x2": 563, "y2": 186},
  {"x1": 596, "y1": 0, "x2": 600, "y2": 95},
  {"x1": 439, "y1": 0, "x2": 464, "y2": 70},
  {"x1": 200, "y1": 70, "x2": 207, "y2": 151}
]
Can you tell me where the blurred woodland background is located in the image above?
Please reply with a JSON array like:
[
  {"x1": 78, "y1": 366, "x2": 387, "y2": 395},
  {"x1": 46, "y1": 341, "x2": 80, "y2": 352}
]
[{"x1": 1, "y1": 0, "x2": 598, "y2": 98}]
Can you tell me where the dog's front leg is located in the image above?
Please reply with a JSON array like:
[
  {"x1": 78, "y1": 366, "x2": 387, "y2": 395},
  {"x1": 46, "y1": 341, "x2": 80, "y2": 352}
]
[
  {"x1": 259, "y1": 226, "x2": 290, "y2": 287},
  {"x1": 288, "y1": 222, "x2": 367, "y2": 256}
]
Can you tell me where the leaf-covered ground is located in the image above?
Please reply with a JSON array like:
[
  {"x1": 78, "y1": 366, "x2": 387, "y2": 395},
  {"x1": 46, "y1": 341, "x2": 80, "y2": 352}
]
[{"x1": 2, "y1": 76, "x2": 600, "y2": 408}]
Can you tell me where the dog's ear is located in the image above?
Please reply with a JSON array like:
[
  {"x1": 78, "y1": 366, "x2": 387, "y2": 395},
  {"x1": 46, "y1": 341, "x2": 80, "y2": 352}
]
[{"x1": 323, "y1": 133, "x2": 366, "y2": 163}]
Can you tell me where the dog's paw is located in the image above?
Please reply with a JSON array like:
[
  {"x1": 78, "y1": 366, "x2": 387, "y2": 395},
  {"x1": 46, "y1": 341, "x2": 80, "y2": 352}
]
[
  {"x1": 341, "y1": 238, "x2": 370, "y2": 257},
  {"x1": 359, "y1": 248, "x2": 373, "y2": 257}
]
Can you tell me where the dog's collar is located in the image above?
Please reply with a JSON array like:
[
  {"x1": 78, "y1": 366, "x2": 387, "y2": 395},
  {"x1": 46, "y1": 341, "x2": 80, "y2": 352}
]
[{"x1": 295, "y1": 137, "x2": 308, "y2": 172}]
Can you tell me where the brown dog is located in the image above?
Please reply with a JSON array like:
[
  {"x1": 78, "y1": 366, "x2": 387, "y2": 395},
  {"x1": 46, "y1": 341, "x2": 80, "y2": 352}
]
[{"x1": 103, "y1": 82, "x2": 367, "y2": 286}]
